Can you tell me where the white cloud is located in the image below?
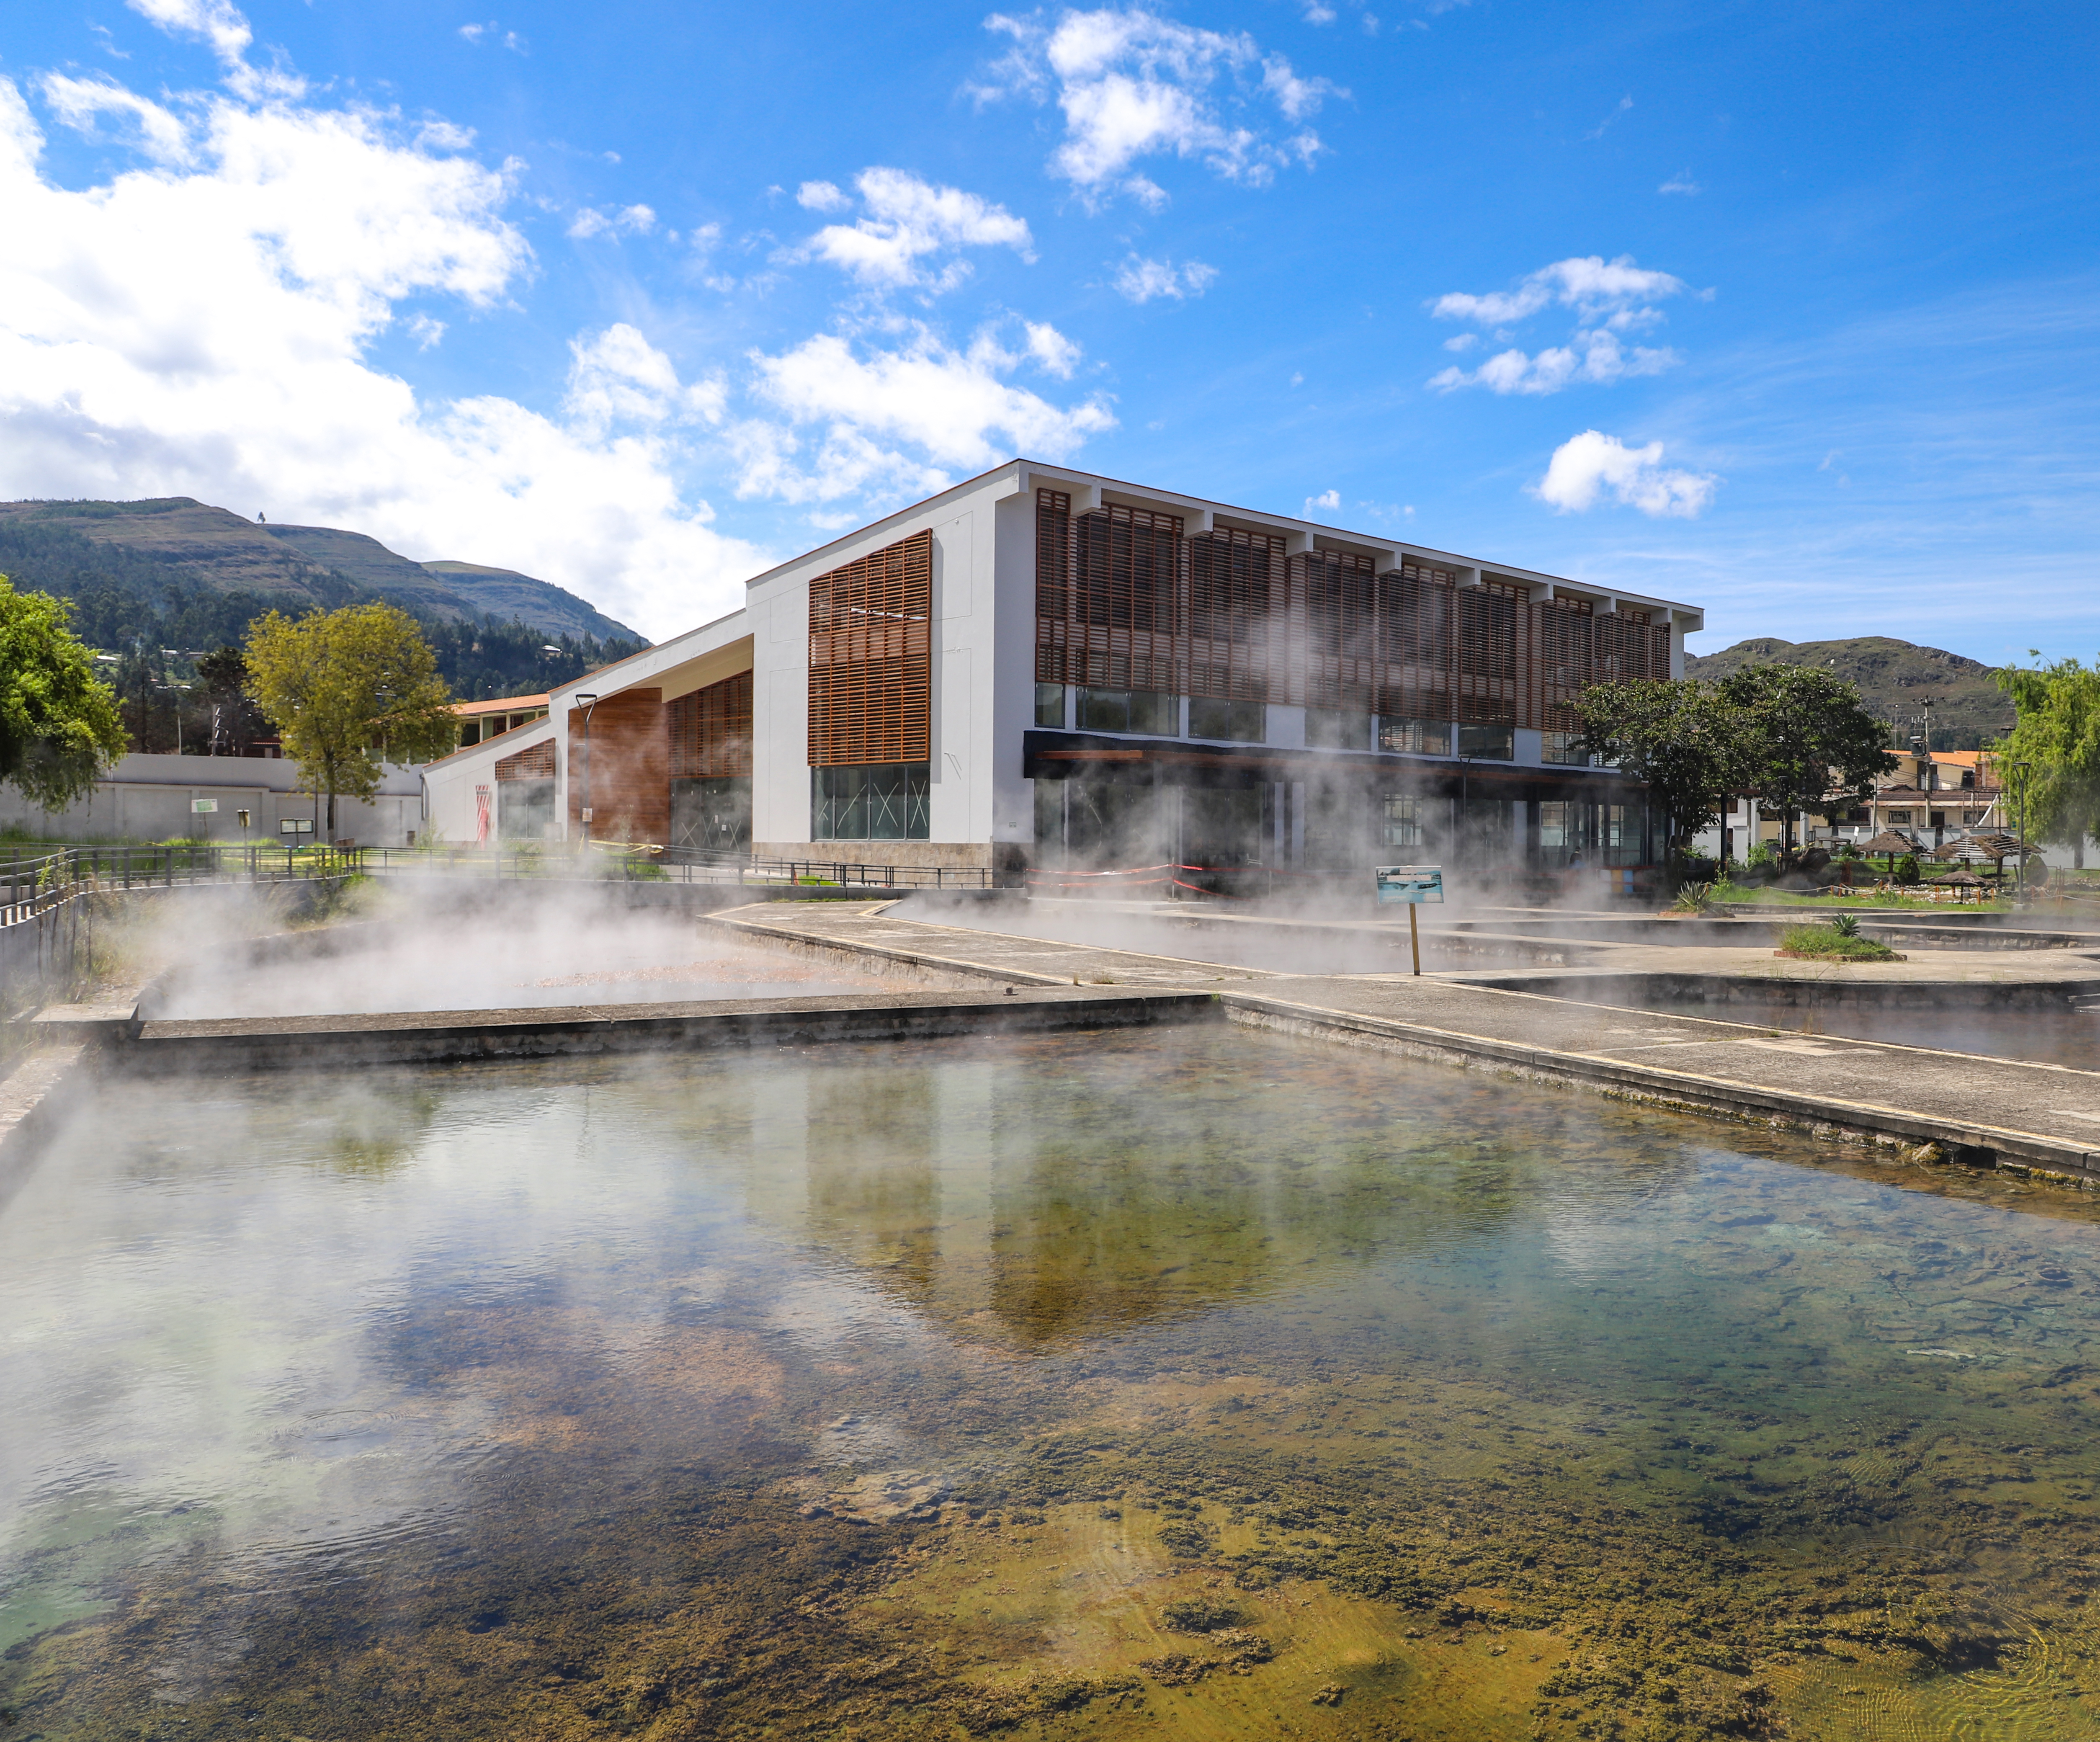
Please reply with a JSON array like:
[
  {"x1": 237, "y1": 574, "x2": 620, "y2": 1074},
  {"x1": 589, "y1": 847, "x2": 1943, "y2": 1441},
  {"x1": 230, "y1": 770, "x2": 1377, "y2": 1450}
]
[
  {"x1": 1110, "y1": 253, "x2": 1216, "y2": 302},
  {"x1": 1533, "y1": 430, "x2": 1718, "y2": 518},
  {"x1": 1582, "y1": 94, "x2": 1632, "y2": 141},
  {"x1": 796, "y1": 179, "x2": 850, "y2": 213},
  {"x1": 128, "y1": 0, "x2": 301, "y2": 100},
  {"x1": 738, "y1": 324, "x2": 1115, "y2": 503},
  {"x1": 1428, "y1": 254, "x2": 1693, "y2": 393},
  {"x1": 801, "y1": 167, "x2": 1033, "y2": 291},
  {"x1": 1431, "y1": 254, "x2": 1688, "y2": 327},
  {"x1": 1430, "y1": 330, "x2": 1680, "y2": 395},
  {"x1": 1024, "y1": 320, "x2": 1082, "y2": 378},
  {"x1": 568, "y1": 202, "x2": 654, "y2": 240},
  {"x1": 459, "y1": 21, "x2": 489, "y2": 41},
  {"x1": 1305, "y1": 487, "x2": 1340, "y2": 514},
  {"x1": 41, "y1": 73, "x2": 193, "y2": 165},
  {"x1": 977, "y1": 8, "x2": 1341, "y2": 203},
  {"x1": 0, "y1": 70, "x2": 763, "y2": 638},
  {"x1": 1659, "y1": 169, "x2": 1701, "y2": 196},
  {"x1": 1303, "y1": 3, "x2": 1337, "y2": 22},
  {"x1": 406, "y1": 312, "x2": 445, "y2": 349}
]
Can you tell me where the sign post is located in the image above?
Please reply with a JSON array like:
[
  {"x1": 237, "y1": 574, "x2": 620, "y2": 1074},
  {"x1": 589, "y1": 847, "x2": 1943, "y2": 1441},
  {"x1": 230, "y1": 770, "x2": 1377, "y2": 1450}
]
[{"x1": 1375, "y1": 865, "x2": 1445, "y2": 976}]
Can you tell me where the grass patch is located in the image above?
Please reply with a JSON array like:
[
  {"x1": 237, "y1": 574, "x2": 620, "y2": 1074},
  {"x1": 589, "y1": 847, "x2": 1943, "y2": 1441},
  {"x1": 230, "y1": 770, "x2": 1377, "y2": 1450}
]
[
  {"x1": 1713, "y1": 881, "x2": 2009, "y2": 912},
  {"x1": 1777, "y1": 921, "x2": 1902, "y2": 962}
]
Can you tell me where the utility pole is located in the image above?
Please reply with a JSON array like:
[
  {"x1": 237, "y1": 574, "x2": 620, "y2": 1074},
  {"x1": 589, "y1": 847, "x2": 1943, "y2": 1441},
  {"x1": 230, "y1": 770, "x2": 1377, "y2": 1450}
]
[{"x1": 575, "y1": 692, "x2": 600, "y2": 846}]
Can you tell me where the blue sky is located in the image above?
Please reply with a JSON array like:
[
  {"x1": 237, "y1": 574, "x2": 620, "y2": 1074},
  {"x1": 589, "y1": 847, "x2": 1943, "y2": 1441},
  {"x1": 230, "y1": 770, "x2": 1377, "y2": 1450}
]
[{"x1": 2, "y1": 0, "x2": 2094, "y2": 659}]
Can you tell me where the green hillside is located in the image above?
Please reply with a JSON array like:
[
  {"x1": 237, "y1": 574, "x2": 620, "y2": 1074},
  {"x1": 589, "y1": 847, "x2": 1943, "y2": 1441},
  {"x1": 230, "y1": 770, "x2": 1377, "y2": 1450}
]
[
  {"x1": 0, "y1": 497, "x2": 644, "y2": 645},
  {"x1": 0, "y1": 497, "x2": 648, "y2": 706},
  {"x1": 1684, "y1": 635, "x2": 2012, "y2": 750}
]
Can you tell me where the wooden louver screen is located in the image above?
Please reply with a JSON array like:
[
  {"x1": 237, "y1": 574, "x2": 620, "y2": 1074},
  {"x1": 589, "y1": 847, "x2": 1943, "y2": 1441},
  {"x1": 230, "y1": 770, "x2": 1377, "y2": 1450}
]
[
  {"x1": 808, "y1": 529, "x2": 932, "y2": 766},
  {"x1": 1031, "y1": 490, "x2": 1671, "y2": 734},
  {"x1": 668, "y1": 669, "x2": 753, "y2": 779},
  {"x1": 494, "y1": 737, "x2": 555, "y2": 781}
]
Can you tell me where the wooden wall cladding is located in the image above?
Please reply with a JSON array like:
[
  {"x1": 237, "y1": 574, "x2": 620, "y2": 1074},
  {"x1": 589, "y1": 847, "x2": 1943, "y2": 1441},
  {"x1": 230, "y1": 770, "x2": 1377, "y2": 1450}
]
[
  {"x1": 567, "y1": 688, "x2": 668, "y2": 843},
  {"x1": 668, "y1": 669, "x2": 753, "y2": 779},
  {"x1": 808, "y1": 530, "x2": 932, "y2": 766},
  {"x1": 493, "y1": 737, "x2": 555, "y2": 781},
  {"x1": 1033, "y1": 489, "x2": 1670, "y2": 728}
]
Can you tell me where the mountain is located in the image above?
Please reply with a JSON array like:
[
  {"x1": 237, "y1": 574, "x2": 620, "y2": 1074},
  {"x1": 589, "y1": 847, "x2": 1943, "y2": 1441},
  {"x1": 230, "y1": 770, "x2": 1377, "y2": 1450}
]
[
  {"x1": 0, "y1": 497, "x2": 644, "y2": 645},
  {"x1": 1683, "y1": 635, "x2": 2013, "y2": 750}
]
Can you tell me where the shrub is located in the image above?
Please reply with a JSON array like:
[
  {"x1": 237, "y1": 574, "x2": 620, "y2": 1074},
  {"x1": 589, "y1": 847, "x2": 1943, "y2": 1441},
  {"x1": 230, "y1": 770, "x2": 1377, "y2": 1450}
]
[
  {"x1": 1779, "y1": 922, "x2": 1899, "y2": 962},
  {"x1": 1894, "y1": 854, "x2": 1921, "y2": 885}
]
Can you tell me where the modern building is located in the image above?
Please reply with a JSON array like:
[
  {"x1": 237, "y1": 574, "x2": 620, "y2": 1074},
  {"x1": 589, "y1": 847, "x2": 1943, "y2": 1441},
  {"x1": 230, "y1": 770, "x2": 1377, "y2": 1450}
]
[{"x1": 422, "y1": 460, "x2": 1706, "y2": 877}]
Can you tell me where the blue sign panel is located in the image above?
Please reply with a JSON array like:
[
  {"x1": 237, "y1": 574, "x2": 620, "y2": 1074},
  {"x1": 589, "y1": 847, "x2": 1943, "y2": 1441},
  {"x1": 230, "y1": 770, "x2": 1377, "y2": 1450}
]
[{"x1": 1376, "y1": 865, "x2": 1445, "y2": 904}]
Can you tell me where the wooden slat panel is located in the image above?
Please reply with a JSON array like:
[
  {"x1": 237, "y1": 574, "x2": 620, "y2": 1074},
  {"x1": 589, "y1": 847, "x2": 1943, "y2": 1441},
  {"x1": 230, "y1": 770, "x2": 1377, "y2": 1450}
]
[
  {"x1": 668, "y1": 669, "x2": 753, "y2": 779},
  {"x1": 567, "y1": 689, "x2": 667, "y2": 842},
  {"x1": 493, "y1": 737, "x2": 555, "y2": 781},
  {"x1": 808, "y1": 530, "x2": 933, "y2": 766}
]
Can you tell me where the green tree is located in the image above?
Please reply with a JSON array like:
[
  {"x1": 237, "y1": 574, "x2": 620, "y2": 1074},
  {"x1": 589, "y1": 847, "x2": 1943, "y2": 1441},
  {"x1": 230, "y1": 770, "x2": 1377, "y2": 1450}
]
[
  {"x1": 1716, "y1": 664, "x2": 1896, "y2": 857},
  {"x1": 0, "y1": 574, "x2": 129, "y2": 809},
  {"x1": 245, "y1": 603, "x2": 455, "y2": 837},
  {"x1": 1995, "y1": 654, "x2": 2100, "y2": 869},
  {"x1": 1572, "y1": 677, "x2": 1746, "y2": 861}
]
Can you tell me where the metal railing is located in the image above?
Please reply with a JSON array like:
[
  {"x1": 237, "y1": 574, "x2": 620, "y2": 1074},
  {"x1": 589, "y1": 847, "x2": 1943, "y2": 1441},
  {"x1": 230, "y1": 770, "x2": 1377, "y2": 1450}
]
[
  {"x1": 1, "y1": 843, "x2": 360, "y2": 921},
  {"x1": 353, "y1": 844, "x2": 1002, "y2": 891}
]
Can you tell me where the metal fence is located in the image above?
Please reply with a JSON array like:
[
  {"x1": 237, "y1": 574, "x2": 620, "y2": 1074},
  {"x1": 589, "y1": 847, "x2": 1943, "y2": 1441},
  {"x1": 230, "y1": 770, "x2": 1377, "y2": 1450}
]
[{"x1": 353, "y1": 844, "x2": 1000, "y2": 890}]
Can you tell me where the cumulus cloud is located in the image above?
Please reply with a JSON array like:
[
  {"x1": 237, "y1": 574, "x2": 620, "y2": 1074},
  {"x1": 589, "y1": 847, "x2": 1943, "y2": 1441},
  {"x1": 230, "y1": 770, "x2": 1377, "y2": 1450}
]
[
  {"x1": 567, "y1": 202, "x2": 655, "y2": 240},
  {"x1": 975, "y1": 8, "x2": 1340, "y2": 203},
  {"x1": 1432, "y1": 254, "x2": 1688, "y2": 328},
  {"x1": 1110, "y1": 253, "x2": 1216, "y2": 302},
  {"x1": 1430, "y1": 330, "x2": 1679, "y2": 395},
  {"x1": 1305, "y1": 487, "x2": 1340, "y2": 514},
  {"x1": 41, "y1": 73, "x2": 193, "y2": 165},
  {"x1": 0, "y1": 63, "x2": 762, "y2": 637},
  {"x1": 129, "y1": 0, "x2": 301, "y2": 99},
  {"x1": 800, "y1": 167, "x2": 1033, "y2": 291},
  {"x1": 736, "y1": 323, "x2": 1114, "y2": 503},
  {"x1": 1533, "y1": 430, "x2": 1718, "y2": 518},
  {"x1": 1427, "y1": 253, "x2": 1693, "y2": 394}
]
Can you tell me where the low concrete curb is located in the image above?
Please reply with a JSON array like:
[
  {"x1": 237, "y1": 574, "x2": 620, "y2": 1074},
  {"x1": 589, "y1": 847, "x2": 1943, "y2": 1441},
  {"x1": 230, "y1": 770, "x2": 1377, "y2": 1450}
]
[
  {"x1": 1221, "y1": 991, "x2": 2100, "y2": 1185},
  {"x1": 0, "y1": 1044, "x2": 90, "y2": 1174},
  {"x1": 116, "y1": 987, "x2": 1219, "y2": 1073}
]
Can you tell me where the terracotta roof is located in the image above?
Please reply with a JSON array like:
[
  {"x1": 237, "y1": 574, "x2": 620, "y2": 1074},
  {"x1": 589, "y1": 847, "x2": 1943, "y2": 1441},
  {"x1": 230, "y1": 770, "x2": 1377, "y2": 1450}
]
[{"x1": 451, "y1": 693, "x2": 550, "y2": 717}]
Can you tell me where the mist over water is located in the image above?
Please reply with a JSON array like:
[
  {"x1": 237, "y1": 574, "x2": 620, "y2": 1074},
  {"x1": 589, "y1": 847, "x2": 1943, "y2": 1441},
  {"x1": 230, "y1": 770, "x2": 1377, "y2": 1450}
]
[
  {"x1": 149, "y1": 900, "x2": 895, "y2": 1018},
  {"x1": 8, "y1": 1027, "x2": 2100, "y2": 1739}
]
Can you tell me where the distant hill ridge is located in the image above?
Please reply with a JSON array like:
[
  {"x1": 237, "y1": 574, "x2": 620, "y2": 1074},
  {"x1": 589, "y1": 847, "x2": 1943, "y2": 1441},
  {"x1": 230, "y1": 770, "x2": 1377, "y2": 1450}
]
[
  {"x1": 0, "y1": 497, "x2": 644, "y2": 646},
  {"x1": 1684, "y1": 635, "x2": 2012, "y2": 750}
]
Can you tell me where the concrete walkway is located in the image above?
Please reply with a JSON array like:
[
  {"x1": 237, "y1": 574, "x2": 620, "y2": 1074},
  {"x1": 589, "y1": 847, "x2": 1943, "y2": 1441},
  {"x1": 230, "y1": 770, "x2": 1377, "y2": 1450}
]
[{"x1": 714, "y1": 901, "x2": 2100, "y2": 1184}]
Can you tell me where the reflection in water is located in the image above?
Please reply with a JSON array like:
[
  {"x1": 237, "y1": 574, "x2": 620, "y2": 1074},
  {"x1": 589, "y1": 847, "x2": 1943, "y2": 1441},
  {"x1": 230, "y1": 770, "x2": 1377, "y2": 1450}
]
[{"x1": 5, "y1": 1030, "x2": 2100, "y2": 1740}]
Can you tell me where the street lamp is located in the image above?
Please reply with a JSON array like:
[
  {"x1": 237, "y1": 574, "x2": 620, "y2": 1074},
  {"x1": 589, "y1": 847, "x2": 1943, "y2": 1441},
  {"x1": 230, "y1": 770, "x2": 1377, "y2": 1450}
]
[
  {"x1": 574, "y1": 692, "x2": 599, "y2": 846},
  {"x1": 154, "y1": 681, "x2": 191, "y2": 754},
  {"x1": 2005, "y1": 758, "x2": 2032, "y2": 901}
]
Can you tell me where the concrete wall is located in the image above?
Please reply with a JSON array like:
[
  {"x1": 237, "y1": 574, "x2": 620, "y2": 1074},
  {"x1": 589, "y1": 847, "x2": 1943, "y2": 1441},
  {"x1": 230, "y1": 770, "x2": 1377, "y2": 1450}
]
[{"x1": 0, "y1": 753, "x2": 423, "y2": 846}]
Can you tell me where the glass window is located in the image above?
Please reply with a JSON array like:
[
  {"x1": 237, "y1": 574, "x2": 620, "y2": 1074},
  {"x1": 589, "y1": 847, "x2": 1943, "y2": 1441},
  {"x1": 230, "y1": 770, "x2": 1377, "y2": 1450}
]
[
  {"x1": 1035, "y1": 683, "x2": 1066, "y2": 729},
  {"x1": 1188, "y1": 697, "x2": 1265, "y2": 742},
  {"x1": 1377, "y1": 717, "x2": 1452, "y2": 757},
  {"x1": 1076, "y1": 689, "x2": 1177, "y2": 735},
  {"x1": 812, "y1": 763, "x2": 930, "y2": 840},
  {"x1": 1305, "y1": 708, "x2": 1372, "y2": 750},
  {"x1": 1382, "y1": 794, "x2": 1423, "y2": 848},
  {"x1": 1541, "y1": 731, "x2": 1590, "y2": 766},
  {"x1": 1457, "y1": 722, "x2": 1515, "y2": 760},
  {"x1": 1889, "y1": 809, "x2": 1911, "y2": 825}
]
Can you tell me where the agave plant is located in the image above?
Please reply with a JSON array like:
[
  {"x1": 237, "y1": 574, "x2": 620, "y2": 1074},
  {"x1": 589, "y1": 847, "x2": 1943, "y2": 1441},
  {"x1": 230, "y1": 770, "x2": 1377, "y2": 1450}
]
[
  {"x1": 1673, "y1": 881, "x2": 1714, "y2": 914},
  {"x1": 1830, "y1": 911, "x2": 1861, "y2": 938}
]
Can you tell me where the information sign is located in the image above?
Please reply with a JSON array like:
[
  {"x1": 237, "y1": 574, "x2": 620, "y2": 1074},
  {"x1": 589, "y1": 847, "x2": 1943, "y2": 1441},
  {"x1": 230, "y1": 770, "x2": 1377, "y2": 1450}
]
[
  {"x1": 191, "y1": 797, "x2": 218, "y2": 814},
  {"x1": 279, "y1": 818, "x2": 314, "y2": 837},
  {"x1": 1375, "y1": 865, "x2": 1445, "y2": 905}
]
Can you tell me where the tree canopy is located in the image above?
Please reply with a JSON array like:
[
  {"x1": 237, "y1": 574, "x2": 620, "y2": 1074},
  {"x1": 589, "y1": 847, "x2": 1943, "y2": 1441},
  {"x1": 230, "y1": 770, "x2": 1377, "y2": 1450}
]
[
  {"x1": 1995, "y1": 655, "x2": 2100, "y2": 867},
  {"x1": 0, "y1": 574, "x2": 129, "y2": 810},
  {"x1": 1575, "y1": 662, "x2": 1895, "y2": 861},
  {"x1": 245, "y1": 603, "x2": 455, "y2": 835},
  {"x1": 1570, "y1": 678, "x2": 1741, "y2": 848}
]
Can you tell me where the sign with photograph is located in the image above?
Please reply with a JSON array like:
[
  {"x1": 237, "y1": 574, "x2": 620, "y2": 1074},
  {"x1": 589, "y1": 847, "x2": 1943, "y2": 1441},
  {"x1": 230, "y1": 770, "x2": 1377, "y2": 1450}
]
[{"x1": 1375, "y1": 865, "x2": 1445, "y2": 905}]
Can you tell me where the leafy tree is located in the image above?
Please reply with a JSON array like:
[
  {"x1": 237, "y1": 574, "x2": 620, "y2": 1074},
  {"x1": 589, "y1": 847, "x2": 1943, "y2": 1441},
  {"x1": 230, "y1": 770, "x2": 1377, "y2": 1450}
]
[
  {"x1": 1715, "y1": 664, "x2": 1896, "y2": 857},
  {"x1": 1571, "y1": 677, "x2": 1745, "y2": 859},
  {"x1": 0, "y1": 575, "x2": 129, "y2": 809},
  {"x1": 1995, "y1": 655, "x2": 2100, "y2": 869},
  {"x1": 245, "y1": 603, "x2": 456, "y2": 837}
]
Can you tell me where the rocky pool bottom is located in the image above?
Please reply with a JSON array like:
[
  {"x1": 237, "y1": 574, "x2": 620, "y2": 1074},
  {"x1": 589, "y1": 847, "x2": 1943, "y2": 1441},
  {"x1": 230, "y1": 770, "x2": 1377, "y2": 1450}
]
[{"x1": 5, "y1": 1029, "x2": 2100, "y2": 1741}]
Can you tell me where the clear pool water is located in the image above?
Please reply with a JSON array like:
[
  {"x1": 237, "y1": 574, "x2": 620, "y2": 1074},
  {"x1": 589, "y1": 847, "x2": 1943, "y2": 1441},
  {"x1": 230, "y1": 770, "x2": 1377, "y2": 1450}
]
[{"x1": 5, "y1": 1027, "x2": 2100, "y2": 1740}]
